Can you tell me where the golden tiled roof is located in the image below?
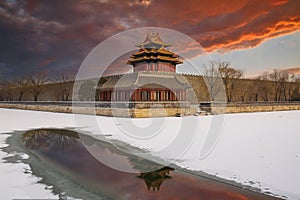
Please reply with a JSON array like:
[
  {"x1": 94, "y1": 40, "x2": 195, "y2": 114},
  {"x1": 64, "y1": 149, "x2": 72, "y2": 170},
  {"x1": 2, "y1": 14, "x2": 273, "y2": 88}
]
[
  {"x1": 127, "y1": 55, "x2": 182, "y2": 65},
  {"x1": 131, "y1": 48, "x2": 177, "y2": 57},
  {"x1": 127, "y1": 32, "x2": 182, "y2": 65}
]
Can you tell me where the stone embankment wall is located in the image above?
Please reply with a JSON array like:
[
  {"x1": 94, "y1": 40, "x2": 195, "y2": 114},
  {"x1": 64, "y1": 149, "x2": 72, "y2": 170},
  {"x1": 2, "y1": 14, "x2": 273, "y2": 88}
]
[
  {"x1": 200, "y1": 102, "x2": 300, "y2": 114},
  {"x1": 0, "y1": 103, "x2": 197, "y2": 118},
  {"x1": 0, "y1": 102, "x2": 300, "y2": 117},
  {"x1": 226, "y1": 104, "x2": 300, "y2": 113}
]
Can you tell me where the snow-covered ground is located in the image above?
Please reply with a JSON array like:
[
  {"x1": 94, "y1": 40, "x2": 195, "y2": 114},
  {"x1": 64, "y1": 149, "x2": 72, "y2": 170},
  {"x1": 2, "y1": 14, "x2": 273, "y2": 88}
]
[
  {"x1": 0, "y1": 108, "x2": 299, "y2": 199},
  {"x1": 0, "y1": 108, "x2": 76, "y2": 200}
]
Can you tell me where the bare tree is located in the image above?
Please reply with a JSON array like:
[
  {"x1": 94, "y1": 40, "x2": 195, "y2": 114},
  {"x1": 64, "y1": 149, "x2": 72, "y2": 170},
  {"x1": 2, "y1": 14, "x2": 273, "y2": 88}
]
[
  {"x1": 291, "y1": 78, "x2": 300, "y2": 101},
  {"x1": 257, "y1": 72, "x2": 270, "y2": 102},
  {"x1": 201, "y1": 62, "x2": 226, "y2": 102},
  {"x1": 248, "y1": 80, "x2": 260, "y2": 102},
  {"x1": 268, "y1": 69, "x2": 288, "y2": 101},
  {"x1": 28, "y1": 72, "x2": 48, "y2": 101},
  {"x1": 14, "y1": 79, "x2": 28, "y2": 101},
  {"x1": 0, "y1": 81, "x2": 4, "y2": 101},
  {"x1": 236, "y1": 80, "x2": 250, "y2": 102},
  {"x1": 56, "y1": 73, "x2": 73, "y2": 101},
  {"x1": 281, "y1": 73, "x2": 295, "y2": 101},
  {"x1": 0, "y1": 80, "x2": 14, "y2": 101},
  {"x1": 218, "y1": 61, "x2": 243, "y2": 102}
]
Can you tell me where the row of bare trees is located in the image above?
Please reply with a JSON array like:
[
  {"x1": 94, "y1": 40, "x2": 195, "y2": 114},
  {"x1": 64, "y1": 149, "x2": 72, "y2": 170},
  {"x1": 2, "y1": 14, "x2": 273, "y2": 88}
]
[
  {"x1": 202, "y1": 61, "x2": 300, "y2": 103},
  {"x1": 257, "y1": 70, "x2": 298, "y2": 102},
  {"x1": 202, "y1": 61, "x2": 243, "y2": 102},
  {"x1": 0, "y1": 72, "x2": 73, "y2": 101},
  {"x1": 1, "y1": 62, "x2": 300, "y2": 103}
]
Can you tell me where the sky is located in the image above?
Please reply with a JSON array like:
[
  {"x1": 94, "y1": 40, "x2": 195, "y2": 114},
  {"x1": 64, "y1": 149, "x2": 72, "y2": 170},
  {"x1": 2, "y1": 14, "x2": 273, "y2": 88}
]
[{"x1": 0, "y1": 0, "x2": 300, "y2": 80}]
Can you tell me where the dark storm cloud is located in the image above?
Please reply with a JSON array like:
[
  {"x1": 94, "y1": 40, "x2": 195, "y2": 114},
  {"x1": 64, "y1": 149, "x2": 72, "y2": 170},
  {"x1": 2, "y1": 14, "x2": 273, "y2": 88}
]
[
  {"x1": 0, "y1": 0, "x2": 299, "y2": 79},
  {"x1": 0, "y1": 0, "x2": 132, "y2": 79}
]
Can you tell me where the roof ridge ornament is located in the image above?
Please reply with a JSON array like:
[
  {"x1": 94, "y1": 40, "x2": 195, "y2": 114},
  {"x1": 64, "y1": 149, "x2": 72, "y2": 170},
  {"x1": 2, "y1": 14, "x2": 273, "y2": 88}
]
[{"x1": 136, "y1": 32, "x2": 171, "y2": 49}]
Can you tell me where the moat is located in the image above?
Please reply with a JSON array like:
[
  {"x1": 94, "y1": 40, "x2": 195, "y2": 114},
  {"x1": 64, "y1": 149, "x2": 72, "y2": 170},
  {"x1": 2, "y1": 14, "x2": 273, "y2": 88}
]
[{"x1": 1, "y1": 128, "x2": 281, "y2": 200}]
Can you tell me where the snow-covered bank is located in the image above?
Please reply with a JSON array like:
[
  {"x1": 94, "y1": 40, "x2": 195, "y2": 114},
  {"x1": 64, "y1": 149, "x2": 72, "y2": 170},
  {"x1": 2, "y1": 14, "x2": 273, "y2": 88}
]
[
  {"x1": 0, "y1": 108, "x2": 299, "y2": 199},
  {"x1": 0, "y1": 133, "x2": 58, "y2": 199}
]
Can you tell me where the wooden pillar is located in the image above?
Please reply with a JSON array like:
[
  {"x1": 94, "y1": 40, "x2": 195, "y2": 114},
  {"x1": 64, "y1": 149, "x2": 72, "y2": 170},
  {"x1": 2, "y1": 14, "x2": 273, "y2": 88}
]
[
  {"x1": 135, "y1": 90, "x2": 138, "y2": 101},
  {"x1": 132, "y1": 91, "x2": 136, "y2": 101},
  {"x1": 139, "y1": 89, "x2": 142, "y2": 101},
  {"x1": 152, "y1": 90, "x2": 154, "y2": 101},
  {"x1": 139, "y1": 90, "x2": 141, "y2": 101},
  {"x1": 135, "y1": 90, "x2": 139, "y2": 101},
  {"x1": 140, "y1": 90, "x2": 143, "y2": 101}
]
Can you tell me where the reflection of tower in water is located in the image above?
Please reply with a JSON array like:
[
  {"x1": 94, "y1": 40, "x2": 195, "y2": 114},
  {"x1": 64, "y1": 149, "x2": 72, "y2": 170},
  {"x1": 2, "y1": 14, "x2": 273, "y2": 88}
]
[
  {"x1": 22, "y1": 129, "x2": 175, "y2": 192},
  {"x1": 138, "y1": 166, "x2": 174, "y2": 192}
]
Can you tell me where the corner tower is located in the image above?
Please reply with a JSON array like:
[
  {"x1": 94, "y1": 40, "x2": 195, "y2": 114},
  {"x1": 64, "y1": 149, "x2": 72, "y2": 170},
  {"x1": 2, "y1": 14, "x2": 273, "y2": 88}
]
[{"x1": 127, "y1": 32, "x2": 182, "y2": 73}]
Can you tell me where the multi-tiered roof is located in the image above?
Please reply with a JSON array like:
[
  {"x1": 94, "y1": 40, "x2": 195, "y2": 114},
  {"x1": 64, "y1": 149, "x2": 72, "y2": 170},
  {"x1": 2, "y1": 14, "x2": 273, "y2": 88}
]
[{"x1": 127, "y1": 32, "x2": 182, "y2": 66}]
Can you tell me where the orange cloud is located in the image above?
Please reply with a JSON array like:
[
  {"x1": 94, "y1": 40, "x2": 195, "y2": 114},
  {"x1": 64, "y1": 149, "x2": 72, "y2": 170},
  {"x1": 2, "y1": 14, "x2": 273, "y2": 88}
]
[
  {"x1": 135, "y1": 0, "x2": 300, "y2": 52},
  {"x1": 189, "y1": 0, "x2": 300, "y2": 52},
  {"x1": 281, "y1": 67, "x2": 300, "y2": 75},
  {"x1": 204, "y1": 18, "x2": 300, "y2": 52}
]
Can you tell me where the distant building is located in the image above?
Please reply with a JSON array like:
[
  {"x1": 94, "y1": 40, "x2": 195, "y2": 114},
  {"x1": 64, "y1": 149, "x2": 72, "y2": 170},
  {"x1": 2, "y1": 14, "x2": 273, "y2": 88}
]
[{"x1": 99, "y1": 32, "x2": 190, "y2": 103}]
